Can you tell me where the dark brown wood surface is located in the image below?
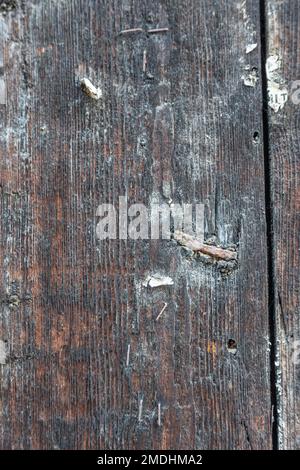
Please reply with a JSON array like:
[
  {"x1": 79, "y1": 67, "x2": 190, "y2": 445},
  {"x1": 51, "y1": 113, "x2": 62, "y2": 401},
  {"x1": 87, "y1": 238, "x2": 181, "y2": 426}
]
[
  {"x1": 1, "y1": 0, "x2": 295, "y2": 450},
  {"x1": 266, "y1": 0, "x2": 300, "y2": 450}
]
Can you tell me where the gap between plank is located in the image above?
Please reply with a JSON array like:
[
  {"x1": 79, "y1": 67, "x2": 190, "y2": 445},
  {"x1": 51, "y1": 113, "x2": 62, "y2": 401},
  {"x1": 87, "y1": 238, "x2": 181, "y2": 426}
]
[{"x1": 259, "y1": 0, "x2": 279, "y2": 450}]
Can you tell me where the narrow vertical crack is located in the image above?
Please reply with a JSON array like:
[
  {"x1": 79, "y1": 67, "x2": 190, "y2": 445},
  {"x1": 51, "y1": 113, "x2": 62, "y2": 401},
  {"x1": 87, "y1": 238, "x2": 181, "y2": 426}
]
[
  {"x1": 259, "y1": 0, "x2": 279, "y2": 450},
  {"x1": 242, "y1": 420, "x2": 253, "y2": 450}
]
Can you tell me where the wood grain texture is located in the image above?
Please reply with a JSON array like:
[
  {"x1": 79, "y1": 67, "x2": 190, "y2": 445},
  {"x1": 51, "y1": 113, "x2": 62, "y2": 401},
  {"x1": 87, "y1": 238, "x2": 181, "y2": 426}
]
[
  {"x1": 0, "y1": 0, "x2": 272, "y2": 449},
  {"x1": 266, "y1": 0, "x2": 300, "y2": 450}
]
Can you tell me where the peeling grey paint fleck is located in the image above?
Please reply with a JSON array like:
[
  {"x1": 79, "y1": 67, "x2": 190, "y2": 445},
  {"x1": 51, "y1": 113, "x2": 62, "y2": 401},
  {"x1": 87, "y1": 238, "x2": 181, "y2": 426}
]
[{"x1": 0, "y1": 340, "x2": 7, "y2": 365}]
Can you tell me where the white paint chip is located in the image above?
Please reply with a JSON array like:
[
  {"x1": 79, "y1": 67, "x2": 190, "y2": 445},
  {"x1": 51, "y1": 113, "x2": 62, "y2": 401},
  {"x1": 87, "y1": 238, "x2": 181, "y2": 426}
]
[
  {"x1": 80, "y1": 77, "x2": 102, "y2": 100},
  {"x1": 0, "y1": 77, "x2": 6, "y2": 105},
  {"x1": 138, "y1": 398, "x2": 143, "y2": 421},
  {"x1": 158, "y1": 402, "x2": 162, "y2": 426},
  {"x1": 142, "y1": 274, "x2": 174, "y2": 288},
  {"x1": 267, "y1": 82, "x2": 288, "y2": 113},
  {"x1": 242, "y1": 66, "x2": 259, "y2": 87},
  {"x1": 156, "y1": 302, "x2": 168, "y2": 321},
  {"x1": 266, "y1": 54, "x2": 288, "y2": 112},
  {"x1": 246, "y1": 43, "x2": 257, "y2": 54},
  {"x1": 0, "y1": 340, "x2": 7, "y2": 365},
  {"x1": 228, "y1": 347, "x2": 237, "y2": 354},
  {"x1": 266, "y1": 55, "x2": 281, "y2": 78},
  {"x1": 126, "y1": 344, "x2": 130, "y2": 367}
]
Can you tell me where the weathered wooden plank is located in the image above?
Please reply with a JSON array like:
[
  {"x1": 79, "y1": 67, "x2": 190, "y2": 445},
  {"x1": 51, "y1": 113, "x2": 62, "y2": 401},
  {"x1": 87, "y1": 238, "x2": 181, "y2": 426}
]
[
  {"x1": 0, "y1": 0, "x2": 272, "y2": 449},
  {"x1": 266, "y1": 0, "x2": 300, "y2": 450}
]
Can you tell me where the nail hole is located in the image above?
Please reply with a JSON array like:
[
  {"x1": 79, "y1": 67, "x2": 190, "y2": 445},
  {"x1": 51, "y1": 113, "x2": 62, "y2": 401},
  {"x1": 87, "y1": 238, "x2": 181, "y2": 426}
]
[
  {"x1": 227, "y1": 339, "x2": 237, "y2": 354},
  {"x1": 253, "y1": 131, "x2": 260, "y2": 143},
  {"x1": 146, "y1": 15, "x2": 154, "y2": 23}
]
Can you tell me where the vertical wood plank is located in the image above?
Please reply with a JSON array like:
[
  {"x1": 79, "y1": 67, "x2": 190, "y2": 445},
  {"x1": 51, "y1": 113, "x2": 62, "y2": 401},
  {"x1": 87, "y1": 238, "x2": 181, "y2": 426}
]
[
  {"x1": 266, "y1": 0, "x2": 300, "y2": 449},
  {"x1": 0, "y1": 0, "x2": 272, "y2": 449}
]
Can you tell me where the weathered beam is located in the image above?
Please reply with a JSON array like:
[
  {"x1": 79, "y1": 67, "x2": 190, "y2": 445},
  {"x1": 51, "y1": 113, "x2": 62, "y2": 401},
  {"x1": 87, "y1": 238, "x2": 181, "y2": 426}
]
[
  {"x1": 0, "y1": 0, "x2": 272, "y2": 449},
  {"x1": 266, "y1": 0, "x2": 300, "y2": 450}
]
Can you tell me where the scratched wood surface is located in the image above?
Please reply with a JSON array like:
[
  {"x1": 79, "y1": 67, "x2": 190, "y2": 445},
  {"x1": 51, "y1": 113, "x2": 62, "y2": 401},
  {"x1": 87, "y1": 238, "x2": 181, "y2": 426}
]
[
  {"x1": 0, "y1": 0, "x2": 273, "y2": 449},
  {"x1": 266, "y1": 0, "x2": 300, "y2": 450}
]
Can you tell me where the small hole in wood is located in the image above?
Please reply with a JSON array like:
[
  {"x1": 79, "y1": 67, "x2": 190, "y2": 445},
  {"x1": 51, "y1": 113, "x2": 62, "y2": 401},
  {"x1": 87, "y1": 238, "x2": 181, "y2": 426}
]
[
  {"x1": 227, "y1": 339, "x2": 237, "y2": 354},
  {"x1": 253, "y1": 131, "x2": 260, "y2": 143},
  {"x1": 146, "y1": 12, "x2": 155, "y2": 23}
]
